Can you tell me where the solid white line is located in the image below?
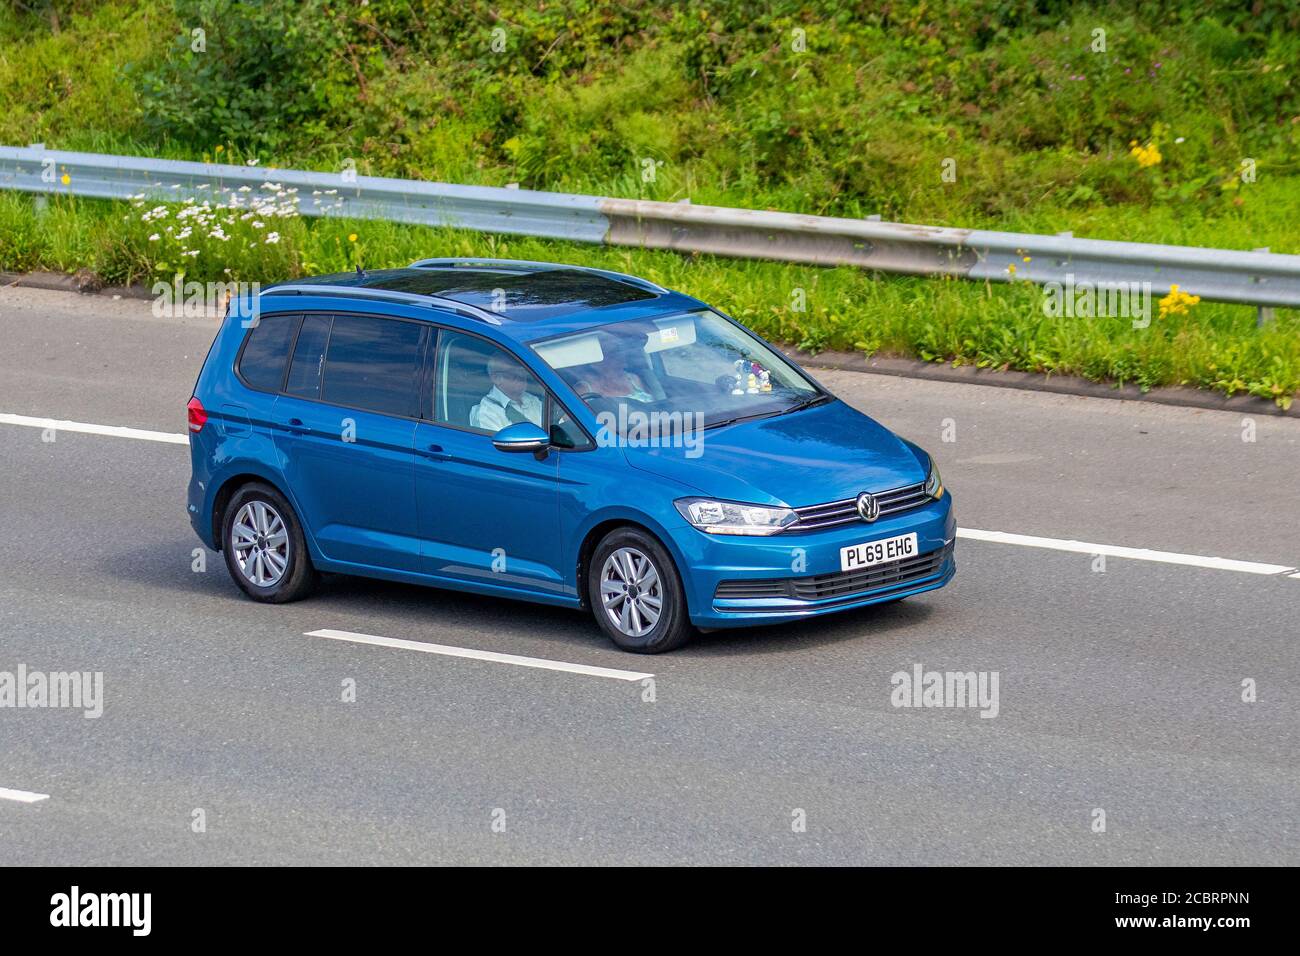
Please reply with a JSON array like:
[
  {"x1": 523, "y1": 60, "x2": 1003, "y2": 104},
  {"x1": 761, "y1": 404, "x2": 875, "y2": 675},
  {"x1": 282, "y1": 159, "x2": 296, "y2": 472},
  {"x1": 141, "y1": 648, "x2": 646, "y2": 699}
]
[
  {"x1": 0, "y1": 787, "x2": 50, "y2": 804},
  {"x1": 305, "y1": 628, "x2": 653, "y2": 681},
  {"x1": 1, "y1": 411, "x2": 1294, "y2": 580},
  {"x1": 957, "y1": 528, "x2": 1296, "y2": 576},
  {"x1": 0, "y1": 412, "x2": 187, "y2": 445}
]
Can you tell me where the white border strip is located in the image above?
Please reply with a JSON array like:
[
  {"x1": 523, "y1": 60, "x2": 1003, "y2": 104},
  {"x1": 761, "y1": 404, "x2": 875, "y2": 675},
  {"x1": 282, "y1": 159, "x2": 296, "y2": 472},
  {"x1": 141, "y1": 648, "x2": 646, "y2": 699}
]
[
  {"x1": 0, "y1": 787, "x2": 50, "y2": 804},
  {"x1": 0, "y1": 413, "x2": 187, "y2": 445},
  {"x1": 305, "y1": 629, "x2": 653, "y2": 681},
  {"x1": 957, "y1": 528, "x2": 1296, "y2": 576}
]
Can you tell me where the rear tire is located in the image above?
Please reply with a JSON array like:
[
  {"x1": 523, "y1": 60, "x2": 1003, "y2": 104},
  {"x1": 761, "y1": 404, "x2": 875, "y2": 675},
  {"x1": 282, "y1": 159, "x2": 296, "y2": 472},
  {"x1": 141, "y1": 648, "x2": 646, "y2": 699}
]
[
  {"x1": 221, "y1": 482, "x2": 317, "y2": 603},
  {"x1": 588, "y1": 528, "x2": 693, "y2": 653}
]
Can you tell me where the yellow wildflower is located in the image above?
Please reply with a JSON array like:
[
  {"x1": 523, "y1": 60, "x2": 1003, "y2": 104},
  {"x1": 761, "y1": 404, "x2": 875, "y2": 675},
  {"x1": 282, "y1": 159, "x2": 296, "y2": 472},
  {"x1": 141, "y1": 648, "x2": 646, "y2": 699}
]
[
  {"x1": 1130, "y1": 142, "x2": 1162, "y2": 167},
  {"x1": 1158, "y1": 283, "x2": 1201, "y2": 318}
]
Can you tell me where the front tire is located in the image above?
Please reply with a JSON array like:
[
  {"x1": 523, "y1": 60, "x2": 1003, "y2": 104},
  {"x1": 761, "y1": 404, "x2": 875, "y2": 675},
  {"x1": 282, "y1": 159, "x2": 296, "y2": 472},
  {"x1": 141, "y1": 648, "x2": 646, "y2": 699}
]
[
  {"x1": 221, "y1": 482, "x2": 317, "y2": 603},
  {"x1": 588, "y1": 528, "x2": 692, "y2": 653}
]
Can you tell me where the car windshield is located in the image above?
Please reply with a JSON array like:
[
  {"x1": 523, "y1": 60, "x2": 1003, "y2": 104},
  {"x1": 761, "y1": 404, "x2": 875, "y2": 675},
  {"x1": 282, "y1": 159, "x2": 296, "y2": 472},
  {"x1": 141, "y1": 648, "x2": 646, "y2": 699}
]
[{"x1": 532, "y1": 309, "x2": 825, "y2": 431}]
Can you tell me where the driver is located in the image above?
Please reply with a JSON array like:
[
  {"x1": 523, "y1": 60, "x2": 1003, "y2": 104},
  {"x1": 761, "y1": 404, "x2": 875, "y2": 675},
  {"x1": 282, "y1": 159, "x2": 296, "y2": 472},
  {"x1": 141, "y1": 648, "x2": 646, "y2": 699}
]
[
  {"x1": 573, "y1": 334, "x2": 654, "y2": 402},
  {"x1": 471, "y1": 352, "x2": 543, "y2": 431}
]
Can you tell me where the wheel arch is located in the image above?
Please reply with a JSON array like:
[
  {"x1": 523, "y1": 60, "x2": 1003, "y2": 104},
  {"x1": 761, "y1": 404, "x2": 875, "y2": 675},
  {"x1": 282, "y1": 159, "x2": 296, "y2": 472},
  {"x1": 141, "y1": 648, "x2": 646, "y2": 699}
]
[
  {"x1": 209, "y1": 471, "x2": 291, "y2": 551},
  {"x1": 575, "y1": 518, "x2": 689, "y2": 614}
]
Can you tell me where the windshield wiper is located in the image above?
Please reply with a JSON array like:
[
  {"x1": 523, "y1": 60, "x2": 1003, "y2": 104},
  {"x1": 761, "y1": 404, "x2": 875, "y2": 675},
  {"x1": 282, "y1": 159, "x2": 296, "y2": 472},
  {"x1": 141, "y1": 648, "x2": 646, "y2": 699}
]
[
  {"x1": 705, "y1": 394, "x2": 831, "y2": 431},
  {"x1": 703, "y1": 408, "x2": 785, "y2": 430},
  {"x1": 779, "y1": 393, "x2": 833, "y2": 416}
]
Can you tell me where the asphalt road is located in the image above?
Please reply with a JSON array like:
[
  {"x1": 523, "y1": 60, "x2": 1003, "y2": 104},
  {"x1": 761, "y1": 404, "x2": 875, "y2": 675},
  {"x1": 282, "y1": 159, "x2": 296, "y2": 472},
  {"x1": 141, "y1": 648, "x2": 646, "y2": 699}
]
[{"x1": 1, "y1": 285, "x2": 1296, "y2": 865}]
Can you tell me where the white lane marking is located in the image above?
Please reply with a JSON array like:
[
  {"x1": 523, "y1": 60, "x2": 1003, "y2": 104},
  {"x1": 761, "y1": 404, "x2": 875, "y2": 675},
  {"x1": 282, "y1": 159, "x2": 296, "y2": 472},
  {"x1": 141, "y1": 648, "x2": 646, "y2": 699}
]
[
  {"x1": 0, "y1": 413, "x2": 187, "y2": 445},
  {"x1": 958, "y1": 528, "x2": 1296, "y2": 576},
  {"x1": 1, "y1": 412, "x2": 1295, "y2": 581},
  {"x1": 0, "y1": 787, "x2": 50, "y2": 804},
  {"x1": 305, "y1": 629, "x2": 653, "y2": 682}
]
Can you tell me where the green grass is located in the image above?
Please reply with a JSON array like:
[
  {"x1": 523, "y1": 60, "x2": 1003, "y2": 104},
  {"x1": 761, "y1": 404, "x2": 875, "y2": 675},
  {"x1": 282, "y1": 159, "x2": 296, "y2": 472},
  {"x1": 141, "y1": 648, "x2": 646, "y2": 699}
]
[
  {"x1": 1, "y1": 1, "x2": 1298, "y2": 405},
  {"x1": 2, "y1": 191, "x2": 1295, "y2": 406}
]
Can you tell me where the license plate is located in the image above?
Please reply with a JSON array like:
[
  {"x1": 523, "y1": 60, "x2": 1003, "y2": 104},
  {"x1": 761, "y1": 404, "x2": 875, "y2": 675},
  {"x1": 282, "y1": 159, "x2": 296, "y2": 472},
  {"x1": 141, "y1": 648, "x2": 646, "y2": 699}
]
[{"x1": 840, "y1": 532, "x2": 918, "y2": 571}]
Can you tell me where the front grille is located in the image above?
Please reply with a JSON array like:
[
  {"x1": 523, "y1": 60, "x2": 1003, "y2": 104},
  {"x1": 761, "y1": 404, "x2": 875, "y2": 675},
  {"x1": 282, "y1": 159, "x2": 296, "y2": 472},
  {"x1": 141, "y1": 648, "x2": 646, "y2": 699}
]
[
  {"x1": 711, "y1": 578, "x2": 789, "y2": 599},
  {"x1": 792, "y1": 546, "x2": 947, "y2": 600},
  {"x1": 788, "y1": 482, "x2": 930, "y2": 531},
  {"x1": 714, "y1": 543, "x2": 952, "y2": 605}
]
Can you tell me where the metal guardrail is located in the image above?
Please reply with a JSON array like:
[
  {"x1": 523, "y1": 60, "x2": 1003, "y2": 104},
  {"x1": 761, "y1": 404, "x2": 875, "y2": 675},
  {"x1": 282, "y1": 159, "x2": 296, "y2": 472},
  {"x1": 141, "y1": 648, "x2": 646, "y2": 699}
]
[{"x1": 2, "y1": 146, "x2": 1297, "y2": 310}]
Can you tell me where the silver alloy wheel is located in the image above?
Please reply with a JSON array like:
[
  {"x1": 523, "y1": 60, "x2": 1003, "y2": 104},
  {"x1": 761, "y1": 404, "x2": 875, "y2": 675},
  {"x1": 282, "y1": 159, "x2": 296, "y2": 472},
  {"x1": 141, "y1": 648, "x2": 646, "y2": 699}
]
[
  {"x1": 599, "y1": 546, "x2": 663, "y2": 637},
  {"x1": 231, "y1": 500, "x2": 289, "y2": 587}
]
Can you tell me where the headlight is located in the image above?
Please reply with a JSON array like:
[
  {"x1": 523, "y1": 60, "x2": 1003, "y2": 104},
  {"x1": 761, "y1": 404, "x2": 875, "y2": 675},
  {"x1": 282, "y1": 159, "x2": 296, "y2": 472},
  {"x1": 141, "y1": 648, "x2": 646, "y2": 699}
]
[
  {"x1": 923, "y1": 457, "x2": 944, "y2": 500},
  {"x1": 675, "y1": 498, "x2": 797, "y2": 536}
]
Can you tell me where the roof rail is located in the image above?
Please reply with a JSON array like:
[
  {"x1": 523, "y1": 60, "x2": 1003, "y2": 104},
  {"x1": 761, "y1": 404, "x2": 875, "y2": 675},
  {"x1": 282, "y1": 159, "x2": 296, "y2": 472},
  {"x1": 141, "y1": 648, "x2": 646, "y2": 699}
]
[
  {"x1": 407, "y1": 257, "x2": 669, "y2": 295},
  {"x1": 261, "y1": 283, "x2": 503, "y2": 325}
]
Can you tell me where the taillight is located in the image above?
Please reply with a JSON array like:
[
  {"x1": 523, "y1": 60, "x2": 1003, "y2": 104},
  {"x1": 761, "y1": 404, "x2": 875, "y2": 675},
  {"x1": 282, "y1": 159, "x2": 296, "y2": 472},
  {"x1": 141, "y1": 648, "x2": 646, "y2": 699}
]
[{"x1": 187, "y1": 396, "x2": 208, "y2": 433}]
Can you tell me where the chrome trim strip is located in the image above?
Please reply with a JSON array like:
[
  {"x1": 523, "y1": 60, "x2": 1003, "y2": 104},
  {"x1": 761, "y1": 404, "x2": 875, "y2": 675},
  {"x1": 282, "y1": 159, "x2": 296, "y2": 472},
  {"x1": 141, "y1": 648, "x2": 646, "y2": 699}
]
[{"x1": 787, "y1": 481, "x2": 930, "y2": 530}]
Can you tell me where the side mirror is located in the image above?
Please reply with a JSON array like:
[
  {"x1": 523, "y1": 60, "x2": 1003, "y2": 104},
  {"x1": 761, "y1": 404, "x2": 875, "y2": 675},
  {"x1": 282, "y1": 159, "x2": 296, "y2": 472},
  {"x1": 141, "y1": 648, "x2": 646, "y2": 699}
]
[{"x1": 492, "y1": 421, "x2": 551, "y2": 455}]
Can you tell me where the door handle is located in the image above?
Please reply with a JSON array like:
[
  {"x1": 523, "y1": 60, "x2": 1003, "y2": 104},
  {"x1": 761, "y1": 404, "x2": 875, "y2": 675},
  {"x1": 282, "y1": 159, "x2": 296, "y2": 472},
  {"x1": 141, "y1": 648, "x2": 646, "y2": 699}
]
[
  {"x1": 284, "y1": 418, "x2": 308, "y2": 434},
  {"x1": 421, "y1": 443, "x2": 447, "y2": 460}
]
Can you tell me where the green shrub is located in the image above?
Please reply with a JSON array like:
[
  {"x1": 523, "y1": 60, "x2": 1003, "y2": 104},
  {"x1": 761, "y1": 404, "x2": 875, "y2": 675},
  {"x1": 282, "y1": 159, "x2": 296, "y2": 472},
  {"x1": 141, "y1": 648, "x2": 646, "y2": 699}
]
[{"x1": 130, "y1": 0, "x2": 347, "y2": 152}]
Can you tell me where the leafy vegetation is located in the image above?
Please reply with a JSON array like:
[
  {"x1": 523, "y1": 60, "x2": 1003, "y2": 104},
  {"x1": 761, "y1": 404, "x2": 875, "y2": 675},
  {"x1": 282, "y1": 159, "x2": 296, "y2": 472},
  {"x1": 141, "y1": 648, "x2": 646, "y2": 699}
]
[{"x1": 1, "y1": 1, "x2": 1298, "y2": 404}]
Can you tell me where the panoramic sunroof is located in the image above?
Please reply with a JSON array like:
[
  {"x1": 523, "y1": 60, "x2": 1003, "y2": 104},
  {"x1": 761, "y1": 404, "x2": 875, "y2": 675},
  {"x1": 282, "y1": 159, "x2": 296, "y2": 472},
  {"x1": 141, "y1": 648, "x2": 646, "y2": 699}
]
[{"x1": 368, "y1": 268, "x2": 657, "y2": 321}]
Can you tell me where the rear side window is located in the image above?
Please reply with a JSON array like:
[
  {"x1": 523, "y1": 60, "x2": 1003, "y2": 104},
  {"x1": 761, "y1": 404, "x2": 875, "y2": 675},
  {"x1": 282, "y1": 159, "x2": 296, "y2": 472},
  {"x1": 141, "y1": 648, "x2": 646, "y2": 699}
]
[
  {"x1": 237, "y1": 312, "x2": 299, "y2": 391},
  {"x1": 321, "y1": 314, "x2": 424, "y2": 417},
  {"x1": 285, "y1": 314, "x2": 331, "y2": 398}
]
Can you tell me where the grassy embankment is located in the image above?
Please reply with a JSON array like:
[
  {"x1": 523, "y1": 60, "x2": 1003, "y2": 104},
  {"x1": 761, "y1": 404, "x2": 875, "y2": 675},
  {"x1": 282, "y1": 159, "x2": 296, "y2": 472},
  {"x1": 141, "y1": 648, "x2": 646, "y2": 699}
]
[{"x1": 1, "y1": 1, "x2": 1297, "y2": 403}]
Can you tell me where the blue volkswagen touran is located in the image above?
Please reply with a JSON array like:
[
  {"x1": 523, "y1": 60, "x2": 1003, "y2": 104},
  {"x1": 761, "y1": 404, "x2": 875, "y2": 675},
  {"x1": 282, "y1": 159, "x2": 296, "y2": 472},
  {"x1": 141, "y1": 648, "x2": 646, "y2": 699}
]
[{"x1": 187, "y1": 259, "x2": 955, "y2": 652}]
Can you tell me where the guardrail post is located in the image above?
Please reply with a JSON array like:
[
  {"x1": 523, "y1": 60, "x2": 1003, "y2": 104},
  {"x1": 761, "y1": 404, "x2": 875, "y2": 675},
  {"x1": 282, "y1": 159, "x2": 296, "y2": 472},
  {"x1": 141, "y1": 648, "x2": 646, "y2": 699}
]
[
  {"x1": 1254, "y1": 248, "x2": 1275, "y2": 326},
  {"x1": 27, "y1": 143, "x2": 47, "y2": 216}
]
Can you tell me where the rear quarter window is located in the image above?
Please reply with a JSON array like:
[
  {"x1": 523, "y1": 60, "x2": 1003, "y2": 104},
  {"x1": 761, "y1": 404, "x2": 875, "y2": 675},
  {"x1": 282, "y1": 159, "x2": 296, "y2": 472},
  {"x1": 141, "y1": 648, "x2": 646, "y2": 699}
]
[{"x1": 237, "y1": 312, "x2": 300, "y2": 391}]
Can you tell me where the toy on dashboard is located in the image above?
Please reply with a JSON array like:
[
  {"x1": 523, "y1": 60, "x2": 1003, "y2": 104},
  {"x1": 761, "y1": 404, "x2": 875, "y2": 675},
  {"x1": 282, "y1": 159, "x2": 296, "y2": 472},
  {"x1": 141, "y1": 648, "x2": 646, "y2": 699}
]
[{"x1": 730, "y1": 358, "x2": 772, "y2": 395}]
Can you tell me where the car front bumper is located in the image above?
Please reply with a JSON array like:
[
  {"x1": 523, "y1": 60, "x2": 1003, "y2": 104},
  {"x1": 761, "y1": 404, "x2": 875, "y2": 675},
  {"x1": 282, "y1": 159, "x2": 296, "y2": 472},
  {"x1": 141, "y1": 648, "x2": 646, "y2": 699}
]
[{"x1": 670, "y1": 493, "x2": 956, "y2": 628}]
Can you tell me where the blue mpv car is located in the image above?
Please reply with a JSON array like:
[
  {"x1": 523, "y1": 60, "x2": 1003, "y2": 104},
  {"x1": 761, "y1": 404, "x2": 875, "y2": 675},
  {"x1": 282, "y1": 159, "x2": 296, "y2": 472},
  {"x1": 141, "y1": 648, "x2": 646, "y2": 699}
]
[{"x1": 188, "y1": 259, "x2": 955, "y2": 652}]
